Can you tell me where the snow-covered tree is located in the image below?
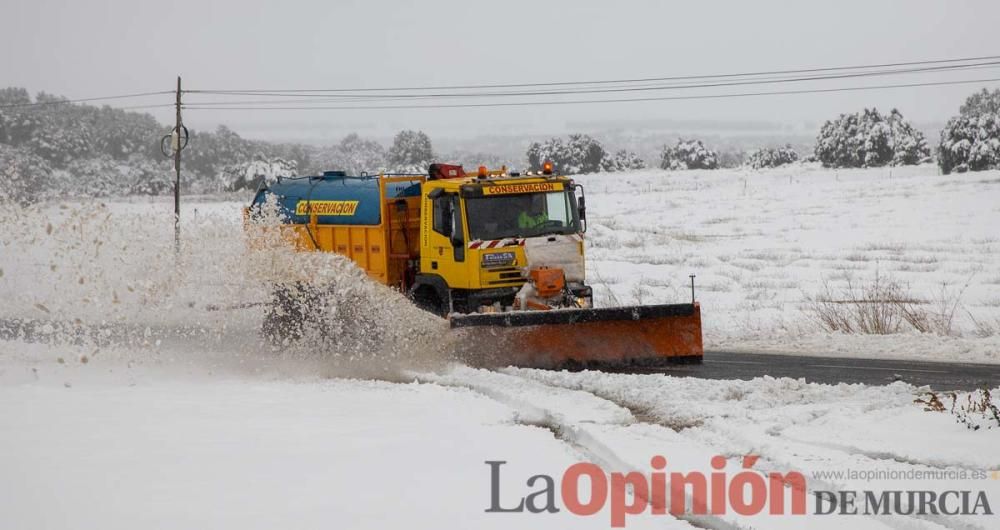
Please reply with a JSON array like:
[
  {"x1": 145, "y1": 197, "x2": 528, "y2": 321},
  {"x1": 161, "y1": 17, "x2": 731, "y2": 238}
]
[
  {"x1": 185, "y1": 125, "x2": 252, "y2": 179},
  {"x1": 527, "y1": 134, "x2": 609, "y2": 174},
  {"x1": 938, "y1": 113, "x2": 1000, "y2": 174},
  {"x1": 0, "y1": 87, "x2": 31, "y2": 107},
  {"x1": 960, "y1": 88, "x2": 1000, "y2": 117},
  {"x1": 308, "y1": 134, "x2": 387, "y2": 175},
  {"x1": 124, "y1": 155, "x2": 173, "y2": 195},
  {"x1": 561, "y1": 134, "x2": 606, "y2": 174},
  {"x1": 91, "y1": 106, "x2": 162, "y2": 161},
  {"x1": 660, "y1": 139, "x2": 718, "y2": 170},
  {"x1": 526, "y1": 137, "x2": 564, "y2": 172},
  {"x1": 217, "y1": 157, "x2": 297, "y2": 191},
  {"x1": 387, "y1": 130, "x2": 433, "y2": 173},
  {"x1": 604, "y1": 149, "x2": 645, "y2": 171},
  {"x1": 0, "y1": 144, "x2": 52, "y2": 204},
  {"x1": 337, "y1": 133, "x2": 387, "y2": 174},
  {"x1": 0, "y1": 88, "x2": 35, "y2": 145},
  {"x1": 58, "y1": 155, "x2": 130, "y2": 197},
  {"x1": 814, "y1": 108, "x2": 929, "y2": 168},
  {"x1": 27, "y1": 122, "x2": 92, "y2": 168},
  {"x1": 939, "y1": 88, "x2": 1000, "y2": 174},
  {"x1": 443, "y1": 151, "x2": 512, "y2": 171},
  {"x1": 747, "y1": 145, "x2": 799, "y2": 169}
]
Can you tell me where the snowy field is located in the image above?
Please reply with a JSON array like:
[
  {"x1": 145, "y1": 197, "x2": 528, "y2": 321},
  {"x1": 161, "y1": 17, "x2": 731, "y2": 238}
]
[
  {"x1": 1, "y1": 164, "x2": 999, "y2": 529},
  {"x1": 575, "y1": 164, "x2": 1000, "y2": 363}
]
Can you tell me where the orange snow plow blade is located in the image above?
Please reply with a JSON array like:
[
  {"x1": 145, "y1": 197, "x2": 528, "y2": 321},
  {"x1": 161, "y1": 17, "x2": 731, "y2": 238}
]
[{"x1": 449, "y1": 303, "x2": 703, "y2": 368}]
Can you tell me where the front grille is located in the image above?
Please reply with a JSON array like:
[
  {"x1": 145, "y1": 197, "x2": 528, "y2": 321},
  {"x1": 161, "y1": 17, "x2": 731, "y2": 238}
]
[
  {"x1": 486, "y1": 267, "x2": 519, "y2": 273},
  {"x1": 488, "y1": 280, "x2": 525, "y2": 286}
]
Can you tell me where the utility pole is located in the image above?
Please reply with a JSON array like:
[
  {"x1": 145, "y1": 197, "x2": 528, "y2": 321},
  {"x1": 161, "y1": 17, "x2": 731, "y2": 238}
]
[
  {"x1": 173, "y1": 76, "x2": 182, "y2": 254},
  {"x1": 160, "y1": 76, "x2": 188, "y2": 255}
]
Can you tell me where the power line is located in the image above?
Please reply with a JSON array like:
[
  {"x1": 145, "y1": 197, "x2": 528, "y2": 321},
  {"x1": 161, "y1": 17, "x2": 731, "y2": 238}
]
[
  {"x1": 4, "y1": 54, "x2": 995, "y2": 114},
  {"x1": 0, "y1": 91, "x2": 174, "y2": 110},
  {"x1": 117, "y1": 103, "x2": 179, "y2": 110},
  {"x1": 180, "y1": 61, "x2": 1000, "y2": 105},
  {"x1": 182, "y1": 76, "x2": 1000, "y2": 111},
  {"x1": 187, "y1": 54, "x2": 1000, "y2": 94}
]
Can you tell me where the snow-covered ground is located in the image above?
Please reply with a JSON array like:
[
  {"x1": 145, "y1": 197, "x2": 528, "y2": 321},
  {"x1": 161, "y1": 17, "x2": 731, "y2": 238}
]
[
  {"x1": 575, "y1": 164, "x2": 1000, "y2": 363},
  {"x1": 2, "y1": 342, "x2": 998, "y2": 529},
  {"x1": 1, "y1": 165, "x2": 999, "y2": 529}
]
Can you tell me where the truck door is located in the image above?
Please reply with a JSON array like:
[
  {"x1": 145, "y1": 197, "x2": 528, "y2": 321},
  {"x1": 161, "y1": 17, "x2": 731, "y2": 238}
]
[{"x1": 424, "y1": 191, "x2": 471, "y2": 289}]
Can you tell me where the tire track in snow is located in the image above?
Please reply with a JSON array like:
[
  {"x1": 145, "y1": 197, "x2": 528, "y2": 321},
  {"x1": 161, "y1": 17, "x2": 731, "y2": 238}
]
[
  {"x1": 411, "y1": 366, "x2": 739, "y2": 530},
  {"x1": 412, "y1": 366, "x2": 916, "y2": 530},
  {"x1": 506, "y1": 369, "x2": 983, "y2": 530}
]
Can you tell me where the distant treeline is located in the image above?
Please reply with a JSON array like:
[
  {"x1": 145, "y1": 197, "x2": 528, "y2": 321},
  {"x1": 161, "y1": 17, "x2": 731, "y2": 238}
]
[{"x1": 2, "y1": 86, "x2": 998, "y2": 203}]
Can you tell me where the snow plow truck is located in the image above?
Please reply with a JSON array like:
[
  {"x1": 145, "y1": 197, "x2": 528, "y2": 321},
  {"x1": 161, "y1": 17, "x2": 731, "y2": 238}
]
[{"x1": 247, "y1": 163, "x2": 703, "y2": 367}]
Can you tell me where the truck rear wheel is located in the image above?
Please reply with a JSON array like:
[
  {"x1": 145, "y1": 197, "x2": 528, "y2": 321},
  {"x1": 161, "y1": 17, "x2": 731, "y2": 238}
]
[{"x1": 409, "y1": 275, "x2": 451, "y2": 317}]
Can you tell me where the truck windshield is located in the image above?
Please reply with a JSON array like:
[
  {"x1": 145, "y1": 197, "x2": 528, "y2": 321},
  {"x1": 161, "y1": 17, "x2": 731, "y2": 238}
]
[{"x1": 465, "y1": 190, "x2": 579, "y2": 240}]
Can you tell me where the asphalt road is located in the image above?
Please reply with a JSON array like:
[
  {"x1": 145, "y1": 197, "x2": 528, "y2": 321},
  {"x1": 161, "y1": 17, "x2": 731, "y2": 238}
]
[
  {"x1": 2, "y1": 317, "x2": 998, "y2": 390},
  {"x1": 621, "y1": 351, "x2": 1000, "y2": 391}
]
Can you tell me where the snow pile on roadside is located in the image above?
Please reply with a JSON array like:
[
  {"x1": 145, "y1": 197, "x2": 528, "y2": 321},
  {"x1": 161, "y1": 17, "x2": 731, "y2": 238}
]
[
  {"x1": 408, "y1": 365, "x2": 1000, "y2": 529},
  {"x1": 507, "y1": 367, "x2": 916, "y2": 429},
  {"x1": 504, "y1": 368, "x2": 1000, "y2": 530},
  {"x1": 509, "y1": 368, "x2": 1000, "y2": 470}
]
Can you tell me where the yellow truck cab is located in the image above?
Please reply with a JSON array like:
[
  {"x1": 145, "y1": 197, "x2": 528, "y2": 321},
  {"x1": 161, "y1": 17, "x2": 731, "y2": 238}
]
[{"x1": 410, "y1": 164, "x2": 592, "y2": 315}]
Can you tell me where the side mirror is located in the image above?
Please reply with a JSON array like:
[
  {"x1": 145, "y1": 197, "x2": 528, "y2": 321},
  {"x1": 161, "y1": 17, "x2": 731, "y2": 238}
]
[{"x1": 578, "y1": 195, "x2": 587, "y2": 221}]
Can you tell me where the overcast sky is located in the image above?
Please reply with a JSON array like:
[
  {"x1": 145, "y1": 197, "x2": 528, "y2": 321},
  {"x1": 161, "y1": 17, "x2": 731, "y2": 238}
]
[{"x1": 3, "y1": 0, "x2": 999, "y2": 142}]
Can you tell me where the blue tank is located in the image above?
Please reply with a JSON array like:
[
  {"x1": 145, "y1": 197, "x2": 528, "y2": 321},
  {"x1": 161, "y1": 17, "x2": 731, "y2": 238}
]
[{"x1": 250, "y1": 171, "x2": 421, "y2": 225}]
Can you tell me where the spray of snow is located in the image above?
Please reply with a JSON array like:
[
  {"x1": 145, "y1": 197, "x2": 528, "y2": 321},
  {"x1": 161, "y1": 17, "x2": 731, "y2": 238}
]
[{"x1": 0, "y1": 195, "x2": 450, "y2": 379}]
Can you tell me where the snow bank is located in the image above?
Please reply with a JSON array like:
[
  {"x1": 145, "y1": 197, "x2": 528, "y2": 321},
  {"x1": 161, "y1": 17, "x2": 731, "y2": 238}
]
[{"x1": 503, "y1": 368, "x2": 1000, "y2": 528}]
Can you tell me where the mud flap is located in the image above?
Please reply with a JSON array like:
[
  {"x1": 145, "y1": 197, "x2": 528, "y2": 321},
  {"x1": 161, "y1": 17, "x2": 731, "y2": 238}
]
[{"x1": 448, "y1": 303, "x2": 703, "y2": 368}]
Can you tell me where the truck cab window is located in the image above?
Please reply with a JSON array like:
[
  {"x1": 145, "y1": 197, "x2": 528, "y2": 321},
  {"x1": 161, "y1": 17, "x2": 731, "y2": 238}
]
[
  {"x1": 545, "y1": 192, "x2": 569, "y2": 226},
  {"x1": 466, "y1": 191, "x2": 578, "y2": 240},
  {"x1": 449, "y1": 195, "x2": 464, "y2": 244},
  {"x1": 450, "y1": 195, "x2": 465, "y2": 262},
  {"x1": 432, "y1": 196, "x2": 451, "y2": 236}
]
